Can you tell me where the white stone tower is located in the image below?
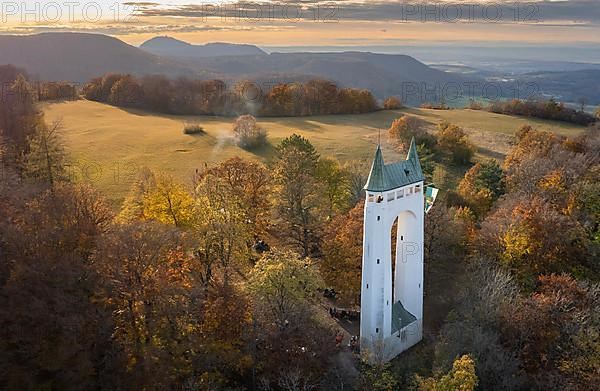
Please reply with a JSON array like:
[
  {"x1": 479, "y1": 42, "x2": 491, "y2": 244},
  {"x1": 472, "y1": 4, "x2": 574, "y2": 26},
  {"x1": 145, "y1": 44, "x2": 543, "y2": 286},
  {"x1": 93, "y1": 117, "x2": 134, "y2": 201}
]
[{"x1": 360, "y1": 138, "x2": 424, "y2": 363}]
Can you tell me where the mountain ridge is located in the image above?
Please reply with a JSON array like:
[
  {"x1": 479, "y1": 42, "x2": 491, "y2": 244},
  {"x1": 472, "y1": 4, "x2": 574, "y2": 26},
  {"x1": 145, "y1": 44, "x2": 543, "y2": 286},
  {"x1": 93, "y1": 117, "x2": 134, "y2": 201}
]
[
  {"x1": 0, "y1": 33, "x2": 474, "y2": 103},
  {"x1": 0, "y1": 32, "x2": 199, "y2": 82},
  {"x1": 140, "y1": 36, "x2": 267, "y2": 58}
]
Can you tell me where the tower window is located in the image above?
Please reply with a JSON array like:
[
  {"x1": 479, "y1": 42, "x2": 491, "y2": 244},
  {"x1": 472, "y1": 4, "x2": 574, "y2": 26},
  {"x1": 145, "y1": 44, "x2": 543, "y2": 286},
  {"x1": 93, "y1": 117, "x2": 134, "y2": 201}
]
[
  {"x1": 397, "y1": 190, "x2": 404, "y2": 198},
  {"x1": 387, "y1": 192, "x2": 394, "y2": 201},
  {"x1": 377, "y1": 216, "x2": 380, "y2": 221},
  {"x1": 366, "y1": 284, "x2": 369, "y2": 289},
  {"x1": 377, "y1": 259, "x2": 380, "y2": 264},
  {"x1": 415, "y1": 185, "x2": 421, "y2": 193},
  {"x1": 376, "y1": 328, "x2": 379, "y2": 333},
  {"x1": 367, "y1": 195, "x2": 374, "y2": 203},
  {"x1": 400, "y1": 235, "x2": 403, "y2": 240}
]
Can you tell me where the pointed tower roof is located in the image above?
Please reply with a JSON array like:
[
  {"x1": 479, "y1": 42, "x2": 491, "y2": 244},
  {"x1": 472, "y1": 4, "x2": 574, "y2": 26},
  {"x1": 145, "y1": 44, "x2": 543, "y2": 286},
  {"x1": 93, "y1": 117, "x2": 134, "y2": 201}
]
[
  {"x1": 364, "y1": 145, "x2": 386, "y2": 192},
  {"x1": 364, "y1": 138, "x2": 424, "y2": 192},
  {"x1": 407, "y1": 137, "x2": 417, "y2": 158},
  {"x1": 406, "y1": 137, "x2": 423, "y2": 175}
]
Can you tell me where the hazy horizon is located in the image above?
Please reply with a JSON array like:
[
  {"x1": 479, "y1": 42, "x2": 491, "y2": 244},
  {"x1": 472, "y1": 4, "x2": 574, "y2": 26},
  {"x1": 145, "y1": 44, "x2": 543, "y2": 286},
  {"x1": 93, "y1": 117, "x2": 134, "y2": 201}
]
[{"x1": 2, "y1": 1, "x2": 599, "y2": 48}]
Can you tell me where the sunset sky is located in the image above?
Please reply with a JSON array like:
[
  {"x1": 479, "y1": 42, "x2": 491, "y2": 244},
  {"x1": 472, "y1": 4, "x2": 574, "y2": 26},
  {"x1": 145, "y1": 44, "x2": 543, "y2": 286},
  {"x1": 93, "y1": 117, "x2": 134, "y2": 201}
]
[{"x1": 1, "y1": 0, "x2": 599, "y2": 47}]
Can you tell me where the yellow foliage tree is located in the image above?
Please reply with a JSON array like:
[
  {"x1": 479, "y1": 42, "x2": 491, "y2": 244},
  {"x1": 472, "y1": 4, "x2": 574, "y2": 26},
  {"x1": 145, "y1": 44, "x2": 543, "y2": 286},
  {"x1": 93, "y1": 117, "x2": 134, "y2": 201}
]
[
  {"x1": 416, "y1": 355, "x2": 478, "y2": 391},
  {"x1": 119, "y1": 170, "x2": 195, "y2": 228},
  {"x1": 501, "y1": 223, "x2": 537, "y2": 265},
  {"x1": 143, "y1": 173, "x2": 195, "y2": 228},
  {"x1": 248, "y1": 249, "x2": 321, "y2": 330}
]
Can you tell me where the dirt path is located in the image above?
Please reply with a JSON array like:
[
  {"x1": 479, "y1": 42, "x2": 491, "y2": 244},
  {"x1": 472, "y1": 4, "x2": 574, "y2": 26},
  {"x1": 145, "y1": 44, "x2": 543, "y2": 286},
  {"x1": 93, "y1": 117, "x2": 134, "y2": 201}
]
[{"x1": 315, "y1": 300, "x2": 362, "y2": 388}]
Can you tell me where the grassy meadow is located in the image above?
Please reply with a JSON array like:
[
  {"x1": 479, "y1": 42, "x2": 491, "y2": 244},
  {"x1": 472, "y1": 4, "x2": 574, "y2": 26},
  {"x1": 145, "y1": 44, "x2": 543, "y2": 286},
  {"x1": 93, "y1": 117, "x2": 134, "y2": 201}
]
[{"x1": 42, "y1": 100, "x2": 585, "y2": 205}]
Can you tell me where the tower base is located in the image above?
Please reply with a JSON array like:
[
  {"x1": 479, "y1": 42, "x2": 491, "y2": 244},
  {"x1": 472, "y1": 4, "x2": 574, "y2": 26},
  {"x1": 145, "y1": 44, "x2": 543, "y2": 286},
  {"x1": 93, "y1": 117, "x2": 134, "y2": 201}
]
[{"x1": 360, "y1": 319, "x2": 422, "y2": 363}]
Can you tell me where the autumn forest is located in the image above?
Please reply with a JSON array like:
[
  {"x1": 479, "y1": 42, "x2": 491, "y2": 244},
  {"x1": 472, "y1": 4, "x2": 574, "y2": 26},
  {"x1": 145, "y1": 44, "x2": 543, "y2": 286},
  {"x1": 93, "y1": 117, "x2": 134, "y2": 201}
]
[{"x1": 1, "y1": 61, "x2": 599, "y2": 391}]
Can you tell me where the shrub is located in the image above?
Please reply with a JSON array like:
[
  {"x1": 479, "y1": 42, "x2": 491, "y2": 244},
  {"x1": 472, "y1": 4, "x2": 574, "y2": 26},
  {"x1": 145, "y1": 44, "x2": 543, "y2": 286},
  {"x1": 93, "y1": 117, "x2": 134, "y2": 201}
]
[
  {"x1": 487, "y1": 98, "x2": 596, "y2": 126},
  {"x1": 468, "y1": 99, "x2": 483, "y2": 110},
  {"x1": 421, "y1": 102, "x2": 450, "y2": 110},
  {"x1": 436, "y1": 122, "x2": 476, "y2": 164},
  {"x1": 388, "y1": 115, "x2": 435, "y2": 150},
  {"x1": 183, "y1": 123, "x2": 205, "y2": 135},
  {"x1": 233, "y1": 115, "x2": 267, "y2": 149},
  {"x1": 383, "y1": 96, "x2": 403, "y2": 110}
]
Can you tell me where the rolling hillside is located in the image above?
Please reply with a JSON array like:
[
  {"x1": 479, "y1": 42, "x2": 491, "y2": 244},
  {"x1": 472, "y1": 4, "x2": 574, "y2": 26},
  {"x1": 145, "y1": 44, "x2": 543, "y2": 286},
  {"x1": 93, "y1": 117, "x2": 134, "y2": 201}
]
[
  {"x1": 0, "y1": 33, "x2": 199, "y2": 82},
  {"x1": 42, "y1": 100, "x2": 584, "y2": 205}
]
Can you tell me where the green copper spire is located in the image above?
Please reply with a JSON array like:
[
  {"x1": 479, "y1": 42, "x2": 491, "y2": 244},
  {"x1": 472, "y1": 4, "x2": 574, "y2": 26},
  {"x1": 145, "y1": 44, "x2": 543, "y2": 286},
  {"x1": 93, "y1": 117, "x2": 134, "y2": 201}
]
[
  {"x1": 364, "y1": 144, "x2": 386, "y2": 191},
  {"x1": 364, "y1": 140, "x2": 424, "y2": 192},
  {"x1": 406, "y1": 137, "x2": 423, "y2": 175},
  {"x1": 407, "y1": 137, "x2": 418, "y2": 160}
]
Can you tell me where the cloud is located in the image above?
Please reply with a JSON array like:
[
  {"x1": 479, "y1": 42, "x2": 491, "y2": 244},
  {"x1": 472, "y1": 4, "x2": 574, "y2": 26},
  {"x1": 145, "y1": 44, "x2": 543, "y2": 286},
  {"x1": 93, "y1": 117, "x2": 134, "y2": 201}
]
[
  {"x1": 127, "y1": 0, "x2": 600, "y2": 26},
  {"x1": 0, "y1": 23, "x2": 285, "y2": 36}
]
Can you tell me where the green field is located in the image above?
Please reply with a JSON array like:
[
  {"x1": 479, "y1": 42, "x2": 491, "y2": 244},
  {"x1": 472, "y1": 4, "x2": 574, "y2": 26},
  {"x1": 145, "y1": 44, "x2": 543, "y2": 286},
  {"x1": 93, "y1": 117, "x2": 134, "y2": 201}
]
[{"x1": 43, "y1": 100, "x2": 585, "y2": 205}]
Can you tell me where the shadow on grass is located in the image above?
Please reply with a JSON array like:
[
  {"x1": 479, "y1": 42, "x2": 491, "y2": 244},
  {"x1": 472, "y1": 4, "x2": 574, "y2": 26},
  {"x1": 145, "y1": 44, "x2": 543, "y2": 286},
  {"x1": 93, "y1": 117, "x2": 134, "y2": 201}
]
[
  {"x1": 242, "y1": 141, "x2": 277, "y2": 160},
  {"x1": 183, "y1": 132, "x2": 207, "y2": 137},
  {"x1": 476, "y1": 146, "x2": 506, "y2": 161},
  {"x1": 260, "y1": 117, "x2": 325, "y2": 132},
  {"x1": 305, "y1": 109, "x2": 405, "y2": 129},
  {"x1": 42, "y1": 98, "x2": 82, "y2": 104},
  {"x1": 115, "y1": 106, "x2": 160, "y2": 117},
  {"x1": 112, "y1": 106, "x2": 449, "y2": 135}
]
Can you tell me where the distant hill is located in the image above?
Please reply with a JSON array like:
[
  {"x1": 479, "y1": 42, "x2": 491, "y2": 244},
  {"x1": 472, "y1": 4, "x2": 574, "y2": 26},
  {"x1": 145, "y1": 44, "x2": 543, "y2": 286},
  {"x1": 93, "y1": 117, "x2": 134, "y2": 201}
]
[
  {"x1": 0, "y1": 33, "x2": 199, "y2": 83},
  {"x1": 509, "y1": 69, "x2": 600, "y2": 105},
  {"x1": 0, "y1": 33, "x2": 477, "y2": 104},
  {"x1": 177, "y1": 51, "x2": 476, "y2": 103},
  {"x1": 138, "y1": 37, "x2": 479, "y2": 103},
  {"x1": 140, "y1": 36, "x2": 267, "y2": 58}
]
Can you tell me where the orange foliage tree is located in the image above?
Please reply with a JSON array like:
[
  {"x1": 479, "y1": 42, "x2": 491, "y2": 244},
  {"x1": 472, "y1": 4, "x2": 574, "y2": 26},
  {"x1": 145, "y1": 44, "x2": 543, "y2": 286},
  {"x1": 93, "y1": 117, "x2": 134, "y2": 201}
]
[
  {"x1": 477, "y1": 194, "x2": 590, "y2": 285},
  {"x1": 321, "y1": 201, "x2": 364, "y2": 305},
  {"x1": 501, "y1": 274, "x2": 600, "y2": 389},
  {"x1": 388, "y1": 115, "x2": 432, "y2": 150},
  {"x1": 436, "y1": 122, "x2": 476, "y2": 164},
  {"x1": 457, "y1": 159, "x2": 505, "y2": 217},
  {"x1": 383, "y1": 96, "x2": 403, "y2": 110}
]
